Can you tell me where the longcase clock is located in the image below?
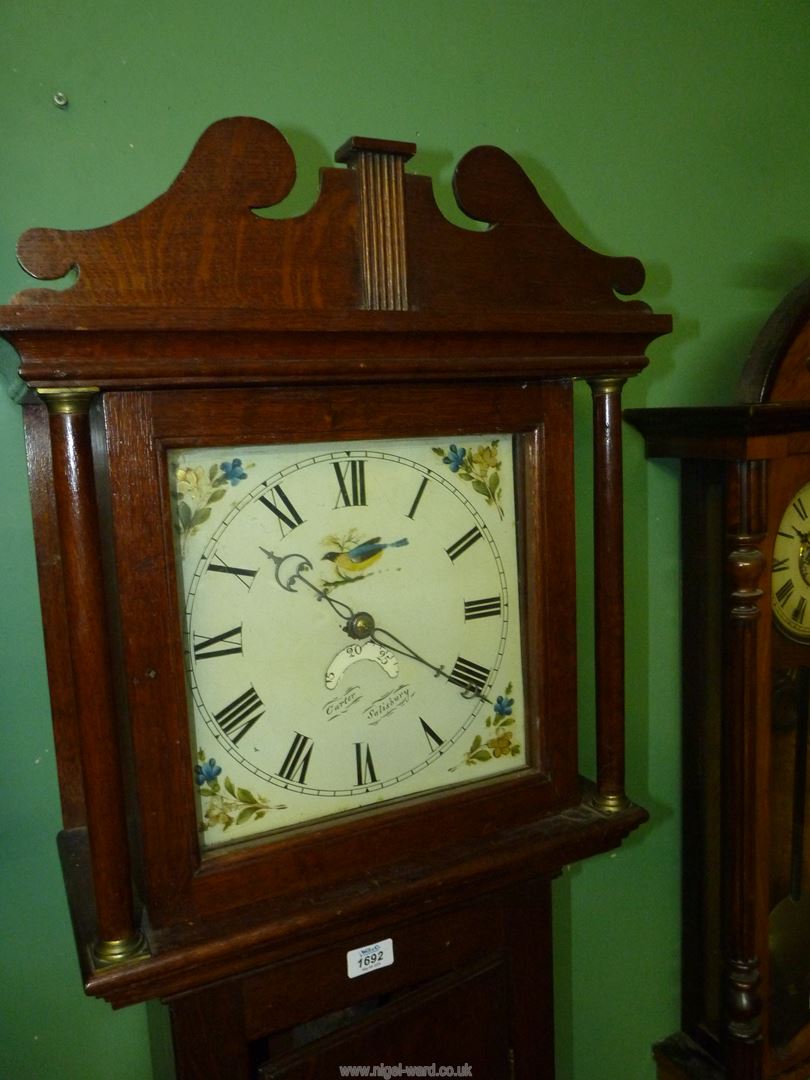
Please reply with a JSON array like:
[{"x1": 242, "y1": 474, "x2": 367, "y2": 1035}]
[
  {"x1": 628, "y1": 276, "x2": 810, "y2": 1080},
  {"x1": 1, "y1": 117, "x2": 670, "y2": 1077}
]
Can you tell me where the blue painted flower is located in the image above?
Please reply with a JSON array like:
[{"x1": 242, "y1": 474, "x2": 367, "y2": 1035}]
[
  {"x1": 221, "y1": 458, "x2": 247, "y2": 485},
  {"x1": 443, "y1": 445, "x2": 466, "y2": 472},
  {"x1": 195, "y1": 758, "x2": 222, "y2": 786},
  {"x1": 494, "y1": 695, "x2": 514, "y2": 717}
]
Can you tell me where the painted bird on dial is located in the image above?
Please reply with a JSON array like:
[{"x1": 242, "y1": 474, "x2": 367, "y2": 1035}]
[{"x1": 323, "y1": 537, "x2": 409, "y2": 574}]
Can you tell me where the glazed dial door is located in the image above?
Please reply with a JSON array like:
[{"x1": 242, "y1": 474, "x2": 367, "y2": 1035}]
[
  {"x1": 170, "y1": 434, "x2": 527, "y2": 850},
  {"x1": 773, "y1": 480, "x2": 810, "y2": 642}
]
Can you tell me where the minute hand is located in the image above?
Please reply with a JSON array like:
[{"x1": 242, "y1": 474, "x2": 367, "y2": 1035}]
[{"x1": 369, "y1": 624, "x2": 492, "y2": 704}]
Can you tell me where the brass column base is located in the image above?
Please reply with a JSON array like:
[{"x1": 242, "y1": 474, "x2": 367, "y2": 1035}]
[
  {"x1": 92, "y1": 932, "x2": 149, "y2": 968},
  {"x1": 591, "y1": 791, "x2": 631, "y2": 814}
]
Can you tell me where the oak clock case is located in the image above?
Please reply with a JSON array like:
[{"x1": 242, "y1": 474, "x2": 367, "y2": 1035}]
[{"x1": 1, "y1": 117, "x2": 670, "y2": 1078}]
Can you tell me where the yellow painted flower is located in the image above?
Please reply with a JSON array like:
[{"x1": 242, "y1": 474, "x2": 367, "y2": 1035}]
[
  {"x1": 472, "y1": 444, "x2": 499, "y2": 470},
  {"x1": 487, "y1": 731, "x2": 513, "y2": 758},
  {"x1": 204, "y1": 805, "x2": 232, "y2": 829},
  {"x1": 175, "y1": 465, "x2": 206, "y2": 497}
]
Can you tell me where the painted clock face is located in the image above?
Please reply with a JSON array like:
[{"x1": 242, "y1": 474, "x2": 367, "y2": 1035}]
[
  {"x1": 169, "y1": 434, "x2": 527, "y2": 850},
  {"x1": 773, "y1": 480, "x2": 810, "y2": 642}
]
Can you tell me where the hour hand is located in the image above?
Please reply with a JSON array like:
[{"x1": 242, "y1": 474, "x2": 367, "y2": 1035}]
[
  {"x1": 261, "y1": 548, "x2": 313, "y2": 592},
  {"x1": 260, "y1": 548, "x2": 357, "y2": 625}
]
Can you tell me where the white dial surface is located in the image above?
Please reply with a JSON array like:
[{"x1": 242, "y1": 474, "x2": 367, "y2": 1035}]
[
  {"x1": 170, "y1": 434, "x2": 527, "y2": 849},
  {"x1": 773, "y1": 480, "x2": 810, "y2": 642}
]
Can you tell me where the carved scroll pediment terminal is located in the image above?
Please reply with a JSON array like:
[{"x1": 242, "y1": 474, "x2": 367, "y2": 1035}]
[{"x1": 13, "y1": 117, "x2": 358, "y2": 312}]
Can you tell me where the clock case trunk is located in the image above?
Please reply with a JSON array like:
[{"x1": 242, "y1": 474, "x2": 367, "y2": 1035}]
[
  {"x1": 627, "y1": 276, "x2": 810, "y2": 1080},
  {"x1": 2, "y1": 117, "x2": 669, "y2": 1060}
]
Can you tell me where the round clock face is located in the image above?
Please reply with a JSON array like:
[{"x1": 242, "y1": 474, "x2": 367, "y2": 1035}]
[
  {"x1": 170, "y1": 434, "x2": 527, "y2": 849},
  {"x1": 773, "y1": 480, "x2": 810, "y2": 642}
]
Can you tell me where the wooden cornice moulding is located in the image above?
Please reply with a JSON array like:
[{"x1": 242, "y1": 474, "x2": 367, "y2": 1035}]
[{"x1": 5, "y1": 116, "x2": 658, "y2": 324}]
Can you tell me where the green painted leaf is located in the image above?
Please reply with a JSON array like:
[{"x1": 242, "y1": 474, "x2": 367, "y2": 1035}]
[
  {"x1": 209, "y1": 463, "x2": 219, "y2": 481},
  {"x1": 432, "y1": 447, "x2": 445, "y2": 457},
  {"x1": 191, "y1": 506, "x2": 212, "y2": 529},
  {"x1": 236, "y1": 787, "x2": 258, "y2": 805},
  {"x1": 472, "y1": 480, "x2": 489, "y2": 496},
  {"x1": 224, "y1": 776, "x2": 237, "y2": 798},
  {"x1": 511, "y1": 745, "x2": 521, "y2": 755},
  {"x1": 236, "y1": 807, "x2": 255, "y2": 825},
  {"x1": 489, "y1": 471, "x2": 500, "y2": 495},
  {"x1": 212, "y1": 474, "x2": 228, "y2": 488},
  {"x1": 473, "y1": 749, "x2": 492, "y2": 762},
  {"x1": 178, "y1": 501, "x2": 192, "y2": 529},
  {"x1": 471, "y1": 734, "x2": 482, "y2": 751},
  {"x1": 209, "y1": 487, "x2": 226, "y2": 503}
]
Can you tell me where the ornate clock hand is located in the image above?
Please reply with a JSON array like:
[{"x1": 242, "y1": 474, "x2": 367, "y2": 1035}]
[
  {"x1": 260, "y1": 547, "x2": 363, "y2": 631},
  {"x1": 261, "y1": 549, "x2": 492, "y2": 702},
  {"x1": 260, "y1": 550, "x2": 469, "y2": 694},
  {"x1": 368, "y1": 622, "x2": 493, "y2": 704}
]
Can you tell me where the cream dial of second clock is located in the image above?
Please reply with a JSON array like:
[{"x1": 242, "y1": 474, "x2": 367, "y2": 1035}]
[
  {"x1": 170, "y1": 434, "x2": 527, "y2": 850},
  {"x1": 773, "y1": 480, "x2": 810, "y2": 642}
]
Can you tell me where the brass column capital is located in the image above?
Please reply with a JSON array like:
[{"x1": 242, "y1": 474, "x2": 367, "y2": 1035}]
[
  {"x1": 37, "y1": 387, "x2": 100, "y2": 415},
  {"x1": 587, "y1": 375, "x2": 628, "y2": 396}
]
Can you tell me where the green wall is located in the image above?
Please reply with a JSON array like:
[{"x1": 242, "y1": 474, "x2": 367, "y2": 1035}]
[{"x1": 1, "y1": 3, "x2": 807, "y2": 1077}]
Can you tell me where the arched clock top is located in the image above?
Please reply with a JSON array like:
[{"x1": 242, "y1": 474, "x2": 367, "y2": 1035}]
[
  {"x1": 8, "y1": 115, "x2": 652, "y2": 321},
  {"x1": 738, "y1": 275, "x2": 810, "y2": 404}
]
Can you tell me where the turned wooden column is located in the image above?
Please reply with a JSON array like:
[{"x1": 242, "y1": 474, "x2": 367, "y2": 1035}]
[
  {"x1": 722, "y1": 457, "x2": 767, "y2": 1079},
  {"x1": 38, "y1": 387, "x2": 144, "y2": 964},
  {"x1": 589, "y1": 375, "x2": 629, "y2": 811}
]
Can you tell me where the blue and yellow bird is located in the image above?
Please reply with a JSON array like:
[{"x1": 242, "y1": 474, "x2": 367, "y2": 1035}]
[{"x1": 323, "y1": 536, "x2": 408, "y2": 574}]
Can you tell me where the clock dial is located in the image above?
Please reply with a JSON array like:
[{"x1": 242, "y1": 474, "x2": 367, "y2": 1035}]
[
  {"x1": 773, "y1": 480, "x2": 810, "y2": 642},
  {"x1": 170, "y1": 434, "x2": 527, "y2": 849}
]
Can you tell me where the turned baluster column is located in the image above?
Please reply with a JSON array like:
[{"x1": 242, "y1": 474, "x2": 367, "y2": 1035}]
[
  {"x1": 588, "y1": 376, "x2": 630, "y2": 811},
  {"x1": 38, "y1": 387, "x2": 144, "y2": 965},
  {"x1": 722, "y1": 458, "x2": 767, "y2": 1079}
]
